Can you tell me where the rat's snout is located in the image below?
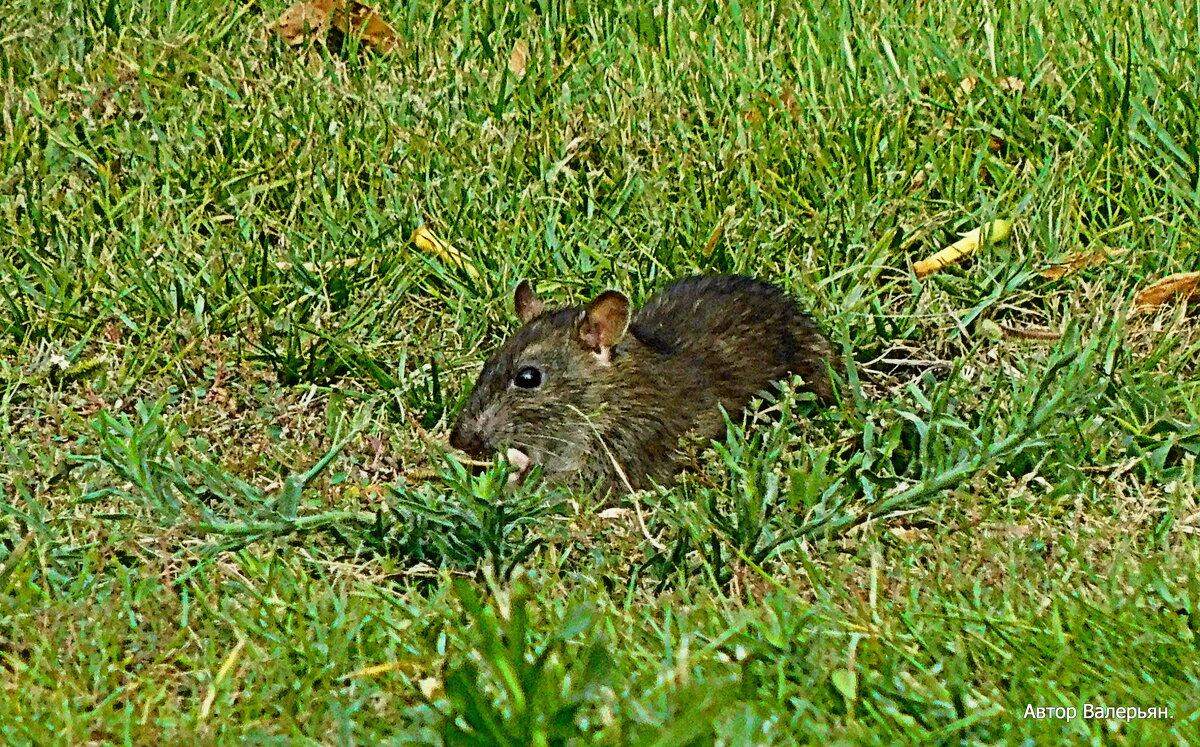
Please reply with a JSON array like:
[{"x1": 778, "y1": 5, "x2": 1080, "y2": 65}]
[{"x1": 449, "y1": 420, "x2": 487, "y2": 457}]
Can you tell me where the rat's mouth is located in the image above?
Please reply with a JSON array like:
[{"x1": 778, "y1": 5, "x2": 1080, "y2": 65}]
[{"x1": 450, "y1": 443, "x2": 535, "y2": 485}]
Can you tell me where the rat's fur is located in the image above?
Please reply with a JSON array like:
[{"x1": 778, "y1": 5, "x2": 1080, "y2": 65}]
[{"x1": 450, "y1": 275, "x2": 837, "y2": 492}]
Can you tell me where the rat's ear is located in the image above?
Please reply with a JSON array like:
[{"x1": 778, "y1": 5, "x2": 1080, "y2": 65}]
[
  {"x1": 576, "y1": 290, "x2": 630, "y2": 361},
  {"x1": 514, "y1": 280, "x2": 545, "y2": 323}
]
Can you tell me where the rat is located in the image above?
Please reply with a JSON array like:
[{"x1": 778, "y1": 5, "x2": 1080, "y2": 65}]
[{"x1": 449, "y1": 275, "x2": 839, "y2": 492}]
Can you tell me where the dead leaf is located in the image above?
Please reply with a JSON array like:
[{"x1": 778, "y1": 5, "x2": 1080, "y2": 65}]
[
  {"x1": 907, "y1": 163, "x2": 933, "y2": 193},
  {"x1": 780, "y1": 86, "x2": 799, "y2": 117},
  {"x1": 342, "y1": 661, "x2": 408, "y2": 679},
  {"x1": 508, "y1": 39, "x2": 529, "y2": 77},
  {"x1": 274, "y1": 258, "x2": 362, "y2": 273},
  {"x1": 418, "y1": 677, "x2": 442, "y2": 699},
  {"x1": 701, "y1": 205, "x2": 736, "y2": 257},
  {"x1": 889, "y1": 526, "x2": 926, "y2": 543},
  {"x1": 995, "y1": 75, "x2": 1025, "y2": 94},
  {"x1": 913, "y1": 219, "x2": 1014, "y2": 277},
  {"x1": 273, "y1": 0, "x2": 336, "y2": 46},
  {"x1": 742, "y1": 106, "x2": 765, "y2": 127},
  {"x1": 988, "y1": 523, "x2": 1033, "y2": 539},
  {"x1": 411, "y1": 224, "x2": 480, "y2": 279},
  {"x1": 598, "y1": 507, "x2": 631, "y2": 520},
  {"x1": 1040, "y1": 248, "x2": 1125, "y2": 280},
  {"x1": 406, "y1": 562, "x2": 441, "y2": 577},
  {"x1": 102, "y1": 320, "x2": 123, "y2": 344},
  {"x1": 979, "y1": 319, "x2": 1003, "y2": 340},
  {"x1": 272, "y1": 0, "x2": 398, "y2": 55},
  {"x1": 958, "y1": 75, "x2": 979, "y2": 97},
  {"x1": 332, "y1": 1, "x2": 399, "y2": 54},
  {"x1": 1133, "y1": 271, "x2": 1200, "y2": 311},
  {"x1": 999, "y1": 324, "x2": 1062, "y2": 342}
]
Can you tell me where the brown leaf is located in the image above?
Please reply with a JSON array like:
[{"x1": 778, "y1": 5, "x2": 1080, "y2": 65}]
[
  {"x1": 988, "y1": 523, "x2": 1033, "y2": 539},
  {"x1": 1134, "y1": 271, "x2": 1200, "y2": 310},
  {"x1": 273, "y1": 0, "x2": 337, "y2": 46},
  {"x1": 1040, "y1": 248, "x2": 1125, "y2": 280},
  {"x1": 958, "y1": 75, "x2": 979, "y2": 97},
  {"x1": 907, "y1": 163, "x2": 933, "y2": 193},
  {"x1": 889, "y1": 526, "x2": 927, "y2": 543},
  {"x1": 999, "y1": 324, "x2": 1062, "y2": 342},
  {"x1": 508, "y1": 39, "x2": 529, "y2": 77},
  {"x1": 332, "y1": 1, "x2": 399, "y2": 54},
  {"x1": 701, "y1": 205, "x2": 736, "y2": 257},
  {"x1": 272, "y1": 0, "x2": 398, "y2": 54},
  {"x1": 780, "y1": 85, "x2": 800, "y2": 117},
  {"x1": 102, "y1": 320, "x2": 123, "y2": 344},
  {"x1": 995, "y1": 75, "x2": 1025, "y2": 94}
]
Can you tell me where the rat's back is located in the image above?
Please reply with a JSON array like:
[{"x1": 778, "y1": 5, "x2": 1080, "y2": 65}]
[{"x1": 629, "y1": 275, "x2": 836, "y2": 403}]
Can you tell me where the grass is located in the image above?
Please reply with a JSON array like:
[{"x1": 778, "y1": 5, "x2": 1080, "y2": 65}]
[{"x1": 2, "y1": 0, "x2": 1200, "y2": 742}]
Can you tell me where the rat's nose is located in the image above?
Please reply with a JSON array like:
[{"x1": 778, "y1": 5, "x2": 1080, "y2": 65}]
[{"x1": 449, "y1": 421, "x2": 486, "y2": 457}]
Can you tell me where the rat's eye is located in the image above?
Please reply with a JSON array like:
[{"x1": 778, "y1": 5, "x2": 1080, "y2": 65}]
[{"x1": 512, "y1": 366, "x2": 543, "y2": 390}]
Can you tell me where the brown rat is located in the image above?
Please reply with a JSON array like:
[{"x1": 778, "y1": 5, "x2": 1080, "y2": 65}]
[{"x1": 449, "y1": 275, "x2": 839, "y2": 492}]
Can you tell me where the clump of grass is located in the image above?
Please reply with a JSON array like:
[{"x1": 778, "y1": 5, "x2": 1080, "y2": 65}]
[{"x1": 375, "y1": 455, "x2": 568, "y2": 581}]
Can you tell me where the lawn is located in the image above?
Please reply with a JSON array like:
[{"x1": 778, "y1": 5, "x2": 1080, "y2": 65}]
[{"x1": 2, "y1": 0, "x2": 1200, "y2": 743}]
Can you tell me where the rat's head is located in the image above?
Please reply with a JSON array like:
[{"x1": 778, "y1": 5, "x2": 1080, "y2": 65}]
[{"x1": 449, "y1": 280, "x2": 631, "y2": 485}]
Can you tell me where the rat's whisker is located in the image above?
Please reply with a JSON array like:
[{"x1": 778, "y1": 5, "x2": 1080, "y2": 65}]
[{"x1": 530, "y1": 433, "x2": 578, "y2": 448}]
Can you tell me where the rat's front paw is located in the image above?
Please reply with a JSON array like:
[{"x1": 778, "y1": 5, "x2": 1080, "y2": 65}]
[{"x1": 505, "y1": 448, "x2": 532, "y2": 486}]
